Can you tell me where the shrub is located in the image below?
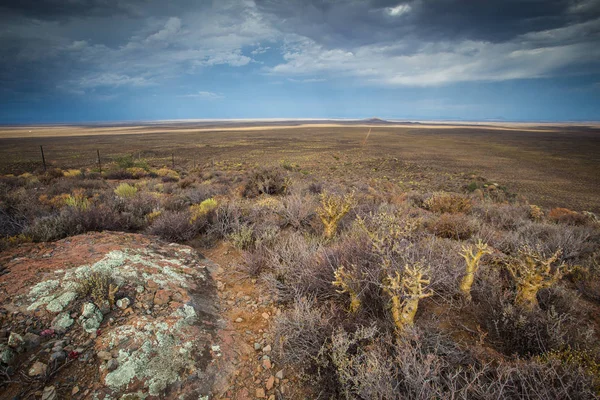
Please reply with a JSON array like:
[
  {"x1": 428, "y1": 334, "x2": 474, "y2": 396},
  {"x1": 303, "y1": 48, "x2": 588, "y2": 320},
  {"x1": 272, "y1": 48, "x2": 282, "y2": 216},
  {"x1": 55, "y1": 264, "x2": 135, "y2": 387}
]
[
  {"x1": 77, "y1": 271, "x2": 118, "y2": 309},
  {"x1": 63, "y1": 169, "x2": 83, "y2": 178},
  {"x1": 147, "y1": 211, "x2": 194, "y2": 242},
  {"x1": 114, "y1": 183, "x2": 138, "y2": 198},
  {"x1": 429, "y1": 213, "x2": 477, "y2": 240},
  {"x1": 425, "y1": 192, "x2": 472, "y2": 214},
  {"x1": 64, "y1": 189, "x2": 89, "y2": 210},
  {"x1": 549, "y1": 207, "x2": 590, "y2": 226},
  {"x1": 273, "y1": 297, "x2": 333, "y2": 368},
  {"x1": 228, "y1": 224, "x2": 254, "y2": 250},
  {"x1": 189, "y1": 198, "x2": 218, "y2": 223},
  {"x1": 104, "y1": 169, "x2": 134, "y2": 180},
  {"x1": 242, "y1": 167, "x2": 287, "y2": 198}
]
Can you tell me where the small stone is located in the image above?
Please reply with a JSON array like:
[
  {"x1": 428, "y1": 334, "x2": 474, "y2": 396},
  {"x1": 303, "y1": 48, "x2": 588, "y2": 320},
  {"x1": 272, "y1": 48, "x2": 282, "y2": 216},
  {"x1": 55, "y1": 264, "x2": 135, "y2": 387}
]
[
  {"x1": 262, "y1": 359, "x2": 272, "y2": 370},
  {"x1": 136, "y1": 285, "x2": 145, "y2": 293},
  {"x1": 266, "y1": 375, "x2": 275, "y2": 390},
  {"x1": 23, "y1": 332, "x2": 41, "y2": 350},
  {"x1": 97, "y1": 351, "x2": 112, "y2": 361},
  {"x1": 97, "y1": 300, "x2": 111, "y2": 315},
  {"x1": 262, "y1": 345, "x2": 271, "y2": 353},
  {"x1": 116, "y1": 297, "x2": 131, "y2": 310},
  {"x1": 261, "y1": 312, "x2": 270, "y2": 320},
  {"x1": 235, "y1": 317, "x2": 243, "y2": 323},
  {"x1": 256, "y1": 388, "x2": 266, "y2": 398},
  {"x1": 50, "y1": 351, "x2": 66, "y2": 363},
  {"x1": 0, "y1": 344, "x2": 15, "y2": 365},
  {"x1": 107, "y1": 358, "x2": 119, "y2": 372},
  {"x1": 254, "y1": 343, "x2": 262, "y2": 351},
  {"x1": 79, "y1": 303, "x2": 103, "y2": 333},
  {"x1": 72, "y1": 386, "x2": 80, "y2": 395},
  {"x1": 8, "y1": 332, "x2": 24, "y2": 349},
  {"x1": 28, "y1": 361, "x2": 47, "y2": 377},
  {"x1": 275, "y1": 369, "x2": 284, "y2": 380},
  {"x1": 41, "y1": 385, "x2": 57, "y2": 400}
]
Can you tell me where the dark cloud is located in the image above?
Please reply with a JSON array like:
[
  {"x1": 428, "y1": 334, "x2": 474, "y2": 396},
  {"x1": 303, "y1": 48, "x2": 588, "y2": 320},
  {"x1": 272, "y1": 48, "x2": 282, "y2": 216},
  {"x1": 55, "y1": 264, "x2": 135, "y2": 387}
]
[{"x1": 256, "y1": 0, "x2": 600, "y2": 47}]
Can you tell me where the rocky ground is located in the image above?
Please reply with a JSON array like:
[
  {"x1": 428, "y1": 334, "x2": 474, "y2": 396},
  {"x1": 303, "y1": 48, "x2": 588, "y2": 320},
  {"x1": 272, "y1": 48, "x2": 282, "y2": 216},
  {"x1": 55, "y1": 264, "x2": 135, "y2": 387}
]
[{"x1": 0, "y1": 232, "x2": 302, "y2": 399}]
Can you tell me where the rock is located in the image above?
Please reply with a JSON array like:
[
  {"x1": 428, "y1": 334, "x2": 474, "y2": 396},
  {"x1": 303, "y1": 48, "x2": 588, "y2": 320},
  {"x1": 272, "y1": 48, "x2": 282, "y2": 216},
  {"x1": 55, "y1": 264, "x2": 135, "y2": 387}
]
[
  {"x1": 28, "y1": 361, "x2": 47, "y2": 377},
  {"x1": 50, "y1": 351, "x2": 66, "y2": 363},
  {"x1": 0, "y1": 344, "x2": 15, "y2": 365},
  {"x1": 79, "y1": 303, "x2": 103, "y2": 333},
  {"x1": 256, "y1": 388, "x2": 266, "y2": 398},
  {"x1": 41, "y1": 385, "x2": 57, "y2": 400},
  {"x1": 97, "y1": 299, "x2": 111, "y2": 315},
  {"x1": 7, "y1": 332, "x2": 24, "y2": 350},
  {"x1": 116, "y1": 297, "x2": 131, "y2": 309},
  {"x1": 235, "y1": 317, "x2": 243, "y2": 323},
  {"x1": 97, "y1": 351, "x2": 112, "y2": 361},
  {"x1": 107, "y1": 358, "x2": 119, "y2": 372},
  {"x1": 51, "y1": 312, "x2": 74, "y2": 332},
  {"x1": 262, "y1": 345, "x2": 271, "y2": 353},
  {"x1": 72, "y1": 386, "x2": 80, "y2": 395},
  {"x1": 275, "y1": 369, "x2": 284, "y2": 380},
  {"x1": 262, "y1": 359, "x2": 272, "y2": 370},
  {"x1": 154, "y1": 290, "x2": 171, "y2": 305},
  {"x1": 254, "y1": 342, "x2": 262, "y2": 351},
  {"x1": 261, "y1": 312, "x2": 270, "y2": 320},
  {"x1": 23, "y1": 332, "x2": 41, "y2": 350},
  {"x1": 266, "y1": 375, "x2": 275, "y2": 390}
]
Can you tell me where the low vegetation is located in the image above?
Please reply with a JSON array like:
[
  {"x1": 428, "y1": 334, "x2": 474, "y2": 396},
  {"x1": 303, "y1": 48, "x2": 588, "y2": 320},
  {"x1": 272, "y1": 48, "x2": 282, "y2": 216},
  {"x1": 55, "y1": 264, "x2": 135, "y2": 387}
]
[{"x1": 1, "y1": 153, "x2": 599, "y2": 398}]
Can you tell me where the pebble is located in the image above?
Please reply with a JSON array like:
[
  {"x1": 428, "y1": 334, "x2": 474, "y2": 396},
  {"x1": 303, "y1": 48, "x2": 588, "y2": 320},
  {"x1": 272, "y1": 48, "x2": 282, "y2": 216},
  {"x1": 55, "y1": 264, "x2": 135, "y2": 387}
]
[
  {"x1": 256, "y1": 388, "x2": 266, "y2": 398},
  {"x1": 28, "y1": 361, "x2": 47, "y2": 377},
  {"x1": 50, "y1": 351, "x2": 66, "y2": 363},
  {"x1": 261, "y1": 312, "x2": 270, "y2": 320},
  {"x1": 235, "y1": 317, "x2": 243, "y2": 323},
  {"x1": 262, "y1": 345, "x2": 271, "y2": 353},
  {"x1": 107, "y1": 358, "x2": 119, "y2": 372},
  {"x1": 275, "y1": 369, "x2": 284, "y2": 380},
  {"x1": 41, "y1": 385, "x2": 57, "y2": 400},
  {"x1": 254, "y1": 343, "x2": 262, "y2": 351},
  {"x1": 262, "y1": 359, "x2": 272, "y2": 370},
  {"x1": 97, "y1": 351, "x2": 112, "y2": 361},
  {"x1": 266, "y1": 375, "x2": 275, "y2": 390}
]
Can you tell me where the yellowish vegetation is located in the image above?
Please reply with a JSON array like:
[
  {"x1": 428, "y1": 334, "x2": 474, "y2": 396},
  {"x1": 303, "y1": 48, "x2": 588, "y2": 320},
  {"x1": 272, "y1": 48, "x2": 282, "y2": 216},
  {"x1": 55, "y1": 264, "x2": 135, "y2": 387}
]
[
  {"x1": 146, "y1": 210, "x2": 162, "y2": 222},
  {"x1": 114, "y1": 183, "x2": 138, "y2": 198},
  {"x1": 64, "y1": 189, "x2": 89, "y2": 210},
  {"x1": 459, "y1": 239, "x2": 492, "y2": 300},
  {"x1": 317, "y1": 192, "x2": 354, "y2": 239},
  {"x1": 332, "y1": 265, "x2": 361, "y2": 313},
  {"x1": 507, "y1": 246, "x2": 571, "y2": 311},
  {"x1": 189, "y1": 198, "x2": 218, "y2": 223},
  {"x1": 63, "y1": 169, "x2": 83, "y2": 178},
  {"x1": 77, "y1": 272, "x2": 119, "y2": 308},
  {"x1": 382, "y1": 263, "x2": 433, "y2": 334},
  {"x1": 425, "y1": 192, "x2": 472, "y2": 214},
  {"x1": 156, "y1": 167, "x2": 180, "y2": 180},
  {"x1": 529, "y1": 204, "x2": 544, "y2": 221}
]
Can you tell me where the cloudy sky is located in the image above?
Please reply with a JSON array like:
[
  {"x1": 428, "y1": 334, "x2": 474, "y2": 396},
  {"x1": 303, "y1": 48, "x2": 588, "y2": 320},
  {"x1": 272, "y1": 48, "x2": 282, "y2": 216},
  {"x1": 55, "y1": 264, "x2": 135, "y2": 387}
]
[{"x1": 1, "y1": 0, "x2": 599, "y2": 123}]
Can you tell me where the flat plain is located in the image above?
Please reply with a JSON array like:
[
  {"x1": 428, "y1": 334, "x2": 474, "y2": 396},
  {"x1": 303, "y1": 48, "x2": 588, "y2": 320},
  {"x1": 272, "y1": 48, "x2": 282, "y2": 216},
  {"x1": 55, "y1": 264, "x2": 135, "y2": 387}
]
[{"x1": 1, "y1": 121, "x2": 599, "y2": 212}]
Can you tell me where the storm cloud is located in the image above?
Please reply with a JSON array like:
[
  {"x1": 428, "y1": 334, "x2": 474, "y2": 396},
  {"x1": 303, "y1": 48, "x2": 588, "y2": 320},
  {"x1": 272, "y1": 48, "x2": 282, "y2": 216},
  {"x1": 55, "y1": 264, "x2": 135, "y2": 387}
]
[{"x1": 1, "y1": 0, "x2": 599, "y2": 121}]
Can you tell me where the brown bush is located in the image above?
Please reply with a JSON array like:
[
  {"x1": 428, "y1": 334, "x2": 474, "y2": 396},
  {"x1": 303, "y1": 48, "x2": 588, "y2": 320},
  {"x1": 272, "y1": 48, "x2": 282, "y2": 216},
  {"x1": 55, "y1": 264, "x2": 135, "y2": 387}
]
[
  {"x1": 549, "y1": 208, "x2": 590, "y2": 226},
  {"x1": 242, "y1": 167, "x2": 287, "y2": 198},
  {"x1": 425, "y1": 192, "x2": 472, "y2": 214},
  {"x1": 429, "y1": 213, "x2": 477, "y2": 240},
  {"x1": 147, "y1": 211, "x2": 194, "y2": 242}
]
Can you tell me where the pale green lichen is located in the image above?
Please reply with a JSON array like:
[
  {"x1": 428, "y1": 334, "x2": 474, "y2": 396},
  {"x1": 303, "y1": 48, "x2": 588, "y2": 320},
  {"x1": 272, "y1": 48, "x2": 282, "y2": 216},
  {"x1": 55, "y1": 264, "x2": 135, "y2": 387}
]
[
  {"x1": 46, "y1": 291, "x2": 77, "y2": 312},
  {"x1": 79, "y1": 303, "x2": 103, "y2": 333},
  {"x1": 29, "y1": 280, "x2": 60, "y2": 298},
  {"x1": 52, "y1": 312, "x2": 74, "y2": 330}
]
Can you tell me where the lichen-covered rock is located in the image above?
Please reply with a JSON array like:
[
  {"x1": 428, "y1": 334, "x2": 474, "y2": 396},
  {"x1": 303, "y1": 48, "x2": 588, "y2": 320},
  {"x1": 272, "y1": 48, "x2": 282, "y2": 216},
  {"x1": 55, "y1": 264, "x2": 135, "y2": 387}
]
[
  {"x1": 7, "y1": 332, "x2": 24, "y2": 351},
  {"x1": 0, "y1": 344, "x2": 15, "y2": 365},
  {"x1": 51, "y1": 312, "x2": 74, "y2": 332},
  {"x1": 79, "y1": 302, "x2": 104, "y2": 333},
  {"x1": 0, "y1": 232, "x2": 219, "y2": 399}
]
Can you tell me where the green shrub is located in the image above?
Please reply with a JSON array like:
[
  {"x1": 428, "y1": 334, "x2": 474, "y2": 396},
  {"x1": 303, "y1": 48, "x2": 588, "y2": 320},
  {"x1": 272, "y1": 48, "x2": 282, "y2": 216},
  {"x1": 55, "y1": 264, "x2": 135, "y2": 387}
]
[{"x1": 114, "y1": 183, "x2": 138, "y2": 198}]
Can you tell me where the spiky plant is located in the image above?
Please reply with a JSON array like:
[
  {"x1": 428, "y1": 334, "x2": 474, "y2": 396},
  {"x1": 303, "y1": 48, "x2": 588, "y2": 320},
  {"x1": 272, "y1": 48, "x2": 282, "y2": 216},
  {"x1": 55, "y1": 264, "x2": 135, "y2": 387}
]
[{"x1": 459, "y1": 239, "x2": 492, "y2": 301}]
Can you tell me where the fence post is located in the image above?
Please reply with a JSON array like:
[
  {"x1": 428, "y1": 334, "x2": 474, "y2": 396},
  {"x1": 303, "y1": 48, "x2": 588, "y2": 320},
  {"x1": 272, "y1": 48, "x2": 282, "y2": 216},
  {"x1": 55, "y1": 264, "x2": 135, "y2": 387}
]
[
  {"x1": 97, "y1": 149, "x2": 102, "y2": 173},
  {"x1": 40, "y1": 145, "x2": 47, "y2": 172}
]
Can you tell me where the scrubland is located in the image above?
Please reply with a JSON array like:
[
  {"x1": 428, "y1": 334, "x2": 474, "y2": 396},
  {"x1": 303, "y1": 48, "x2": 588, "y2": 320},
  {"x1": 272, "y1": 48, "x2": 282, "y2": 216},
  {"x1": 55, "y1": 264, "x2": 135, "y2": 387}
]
[{"x1": 1, "y1": 123, "x2": 600, "y2": 398}]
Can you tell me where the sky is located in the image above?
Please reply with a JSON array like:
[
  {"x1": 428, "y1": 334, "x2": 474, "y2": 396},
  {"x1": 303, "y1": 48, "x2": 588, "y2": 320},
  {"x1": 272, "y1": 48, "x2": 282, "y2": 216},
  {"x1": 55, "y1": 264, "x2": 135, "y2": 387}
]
[{"x1": 1, "y1": 0, "x2": 599, "y2": 123}]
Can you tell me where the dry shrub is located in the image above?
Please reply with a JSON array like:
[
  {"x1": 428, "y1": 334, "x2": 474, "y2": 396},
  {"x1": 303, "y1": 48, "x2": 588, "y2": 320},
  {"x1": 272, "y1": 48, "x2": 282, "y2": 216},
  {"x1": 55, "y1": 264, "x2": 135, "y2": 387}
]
[
  {"x1": 280, "y1": 193, "x2": 317, "y2": 231},
  {"x1": 549, "y1": 207, "x2": 590, "y2": 226},
  {"x1": 209, "y1": 200, "x2": 244, "y2": 239},
  {"x1": 104, "y1": 169, "x2": 134, "y2": 180},
  {"x1": 429, "y1": 213, "x2": 477, "y2": 240},
  {"x1": 273, "y1": 297, "x2": 333, "y2": 369},
  {"x1": 473, "y1": 202, "x2": 529, "y2": 230},
  {"x1": 425, "y1": 192, "x2": 472, "y2": 214},
  {"x1": 161, "y1": 194, "x2": 190, "y2": 211},
  {"x1": 242, "y1": 167, "x2": 287, "y2": 198},
  {"x1": 147, "y1": 210, "x2": 194, "y2": 242},
  {"x1": 25, "y1": 205, "x2": 125, "y2": 242}
]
